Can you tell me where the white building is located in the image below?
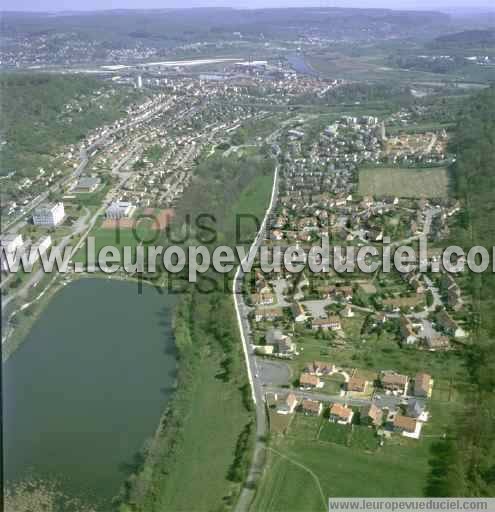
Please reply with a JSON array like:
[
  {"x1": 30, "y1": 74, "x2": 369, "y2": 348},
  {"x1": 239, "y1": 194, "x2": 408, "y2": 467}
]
[
  {"x1": 106, "y1": 201, "x2": 136, "y2": 219},
  {"x1": 33, "y1": 202, "x2": 65, "y2": 227},
  {"x1": 0, "y1": 233, "x2": 24, "y2": 271}
]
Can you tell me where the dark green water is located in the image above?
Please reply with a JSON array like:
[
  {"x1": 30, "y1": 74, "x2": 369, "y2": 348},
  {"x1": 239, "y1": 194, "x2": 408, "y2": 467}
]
[{"x1": 3, "y1": 278, "x2": 177, "y2": 506}]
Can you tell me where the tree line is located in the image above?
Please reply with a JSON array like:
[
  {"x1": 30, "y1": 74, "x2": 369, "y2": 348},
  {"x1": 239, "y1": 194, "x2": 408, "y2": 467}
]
[{"x1": 426, "y1": 86, "x2": 495, "y2": 497}]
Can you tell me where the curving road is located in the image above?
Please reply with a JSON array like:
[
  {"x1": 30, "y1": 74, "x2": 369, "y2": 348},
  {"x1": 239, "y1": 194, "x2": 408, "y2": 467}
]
[{"x1": 233, "y1": 165, "x2": 279, "y2": 512}]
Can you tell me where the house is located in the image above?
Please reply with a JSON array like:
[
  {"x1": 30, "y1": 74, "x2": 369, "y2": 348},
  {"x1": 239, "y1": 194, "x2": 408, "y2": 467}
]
[
  {"x1": 254, "y1": 345, "x2": 274, "y2": 355},
  {"x1": 400, "y1": 316, "x2": 418, "y2": 345},
  {"x1": 301, "y1": 399, "x2": 323, "y2": 416},
  {"x1": 299, "y1": 373, "x2": 323, "y2": 389},
  {"x1": 393, "y1": 415, "x2": 417, "y2": 434},
  {"x1": 424, "y1": 335, "x2": 450, "y2": 351},
  {"x1": 347, "y1": 374, "x2": 369, "y2": 393},
  {"x1": 336, "y1": 286, "x2": 353, "y2": 302},
  {"x1": 32, "y1": 202, "x2": 65, "y2": 227},
  {"x1": 414, "y1": 372, "x2": 433, "y2": 398},
  {"x1": 305, "y1": 361, "x2": 335, "y2": 375},
  {"x1": 381, "y1": 372, "x2": 409, "y2": 395},
  {"x1": 255, "y1": 277, "x2": 270, "y2": 293},
  {"x1": 265, "y1": 329, "x2": 296, "y2": 355},
  {"x1": 106, "y1": 201, "x2": 135, "y2": 220},
  {"x1": 292, "y1": 302, "x2": 307, "y2": 323},
  {"x1": 436, "y1": 310, "x2": 466, "y2": 338},
  {"x1": 329, "y1": 403, "x2": 354, "y2": 424},
  {"x1": 318, "y1": 285, "x2": 337, "y2": 299},
  {"x1": 254, "y1": 307, "x2": 283, "y2": 322},
  {"x1": 442, "y1": 273, "x2": 464, "y2": 311},
  {"x1": 311, "y1": 315, "x2": 341, "y2": 331},
  {"x1": 73, "y1": 176, "x2": 101, "y2": 193},
  {"x1": 373, "y1": 312, "x2": 386, "y2": 325},
  {"x1": 278, "y1": 336, "x2": 297, "y2": 355},
  {"x1": 265, "y1": 328, "x2": 285, "y2": 346},
  {"x1": 252, "y1": 292, "x2": 275, "y2": 306},
  {"x1": 277, "y1": 393, "x2": 298, "y2": 415},
  {"x1": 360, "y1": 403, "x2": 383, "y2": 427},
  {"x1": 407, "y1": 399, "x2": 428, "y2": 421}
]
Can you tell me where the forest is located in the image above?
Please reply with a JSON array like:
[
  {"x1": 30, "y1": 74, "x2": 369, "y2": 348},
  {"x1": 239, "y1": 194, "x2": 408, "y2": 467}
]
[
  {"x1": 0, "y1": 73, "x2": 140, "y2": 178},
  {"x1": 428, "y1": 86, "x2": 495, "y2": 497}
]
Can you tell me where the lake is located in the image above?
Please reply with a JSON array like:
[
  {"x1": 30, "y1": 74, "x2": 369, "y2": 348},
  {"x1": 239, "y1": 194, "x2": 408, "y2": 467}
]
[{"x1": 3, "y1": 278, "x2": 177, "y2": 507}]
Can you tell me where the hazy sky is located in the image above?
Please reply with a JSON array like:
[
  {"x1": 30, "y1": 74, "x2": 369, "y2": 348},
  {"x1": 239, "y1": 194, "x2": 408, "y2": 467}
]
[{"x1": 2, "y1": 0, "x2": 494, "y2": 13}]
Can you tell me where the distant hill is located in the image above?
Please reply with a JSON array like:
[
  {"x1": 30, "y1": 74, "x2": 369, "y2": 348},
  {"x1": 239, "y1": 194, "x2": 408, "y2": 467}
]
[
  {"x1": 1, "y1": 7, "x2": 451, "y2": 44},
  {"x1": 433, "y1": 29, "x2": 495, "y2": 47}
]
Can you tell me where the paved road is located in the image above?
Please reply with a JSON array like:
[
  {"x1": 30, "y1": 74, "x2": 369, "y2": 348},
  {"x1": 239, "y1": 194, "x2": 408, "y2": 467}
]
[
  {"x1": 265, "y1": 386, "x2": 406, "y2": 411},
  {"x1": 233, "y1": 166, "x2": 279, "y2": 512},
  {"x1": 1, "y1": 207, "x2": 92, "y2": 310},
  {"x1": 256, "y1": 359, "x2": 291, "y2": 387},
  {"x1": 3, "y1": 99, "x2": 171, "y2": 234}
]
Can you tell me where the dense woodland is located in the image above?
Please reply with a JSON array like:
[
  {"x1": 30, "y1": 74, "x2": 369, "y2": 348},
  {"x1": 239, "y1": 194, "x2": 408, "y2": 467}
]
[
  {"x1": 428, "y1": 86, "x2": 495, "y2": 497},
  {"x1": 0, "y1": 74, "x2": 140, "y2": 178}
]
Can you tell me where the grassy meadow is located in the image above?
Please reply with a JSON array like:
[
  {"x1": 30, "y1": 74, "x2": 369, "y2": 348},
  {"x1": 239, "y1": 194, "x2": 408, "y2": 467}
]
[{"x1": 358, "y1": 167, "x2": 449, "y2": 198}]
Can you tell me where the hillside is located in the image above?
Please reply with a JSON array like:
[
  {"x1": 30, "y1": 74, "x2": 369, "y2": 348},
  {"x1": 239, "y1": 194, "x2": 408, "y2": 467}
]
[
  {"x1": 0, "y1": 73, "x2": 141, "y2": 179},
  {"x1": 0, "y1": 7, "x2": 451, "y2": 46},
  {"x1": 434, "y1": 29, "x2": 495, "y2": 48}
]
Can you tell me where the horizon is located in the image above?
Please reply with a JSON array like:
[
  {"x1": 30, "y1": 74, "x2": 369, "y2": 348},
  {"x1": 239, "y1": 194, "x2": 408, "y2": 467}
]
[{"x1": 2, "y1": 2, "x2": 495, "y2": 15}]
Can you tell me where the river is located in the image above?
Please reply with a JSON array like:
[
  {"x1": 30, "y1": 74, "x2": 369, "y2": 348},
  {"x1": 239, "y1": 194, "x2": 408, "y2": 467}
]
[{"x1": 3, "y1": 278, "x2": 177, "y2": 507}]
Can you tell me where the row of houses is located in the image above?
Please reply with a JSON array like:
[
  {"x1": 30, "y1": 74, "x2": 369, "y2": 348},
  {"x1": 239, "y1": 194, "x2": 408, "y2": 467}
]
[
  {"x1": 300, "y1": 366, "x2": 433, "y2": 399},
  {"x1": 271, "y1": 392, "x2": 429, "y2": 439}
]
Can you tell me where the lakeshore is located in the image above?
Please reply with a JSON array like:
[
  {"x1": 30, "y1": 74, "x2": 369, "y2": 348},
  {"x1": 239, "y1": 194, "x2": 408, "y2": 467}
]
[{"x1": 3, "y1": 278, "x2": 177, "y2": 507}]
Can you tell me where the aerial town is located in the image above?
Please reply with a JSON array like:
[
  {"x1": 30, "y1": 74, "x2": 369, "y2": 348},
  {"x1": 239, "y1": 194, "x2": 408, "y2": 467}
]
[
  {"x1": 239, "y1": 110, "x2": 466, "y2": 445},
  {"x1": 2, "y1": 6, "x2": 494, "y2": 511},
  {"x1": 2, "y1": 67, "x2": 468, "y2": 449}
]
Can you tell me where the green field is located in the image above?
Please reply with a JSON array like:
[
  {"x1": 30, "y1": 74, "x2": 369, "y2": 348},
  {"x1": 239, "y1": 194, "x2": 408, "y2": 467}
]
[
  {"x1": 149, "y1": 349, "x2": 252, "y2": 511},
  {"x1": 72, "y1": 217, "x2": 159, "y2": 266},
  {"x1": 255, "y1": 437, "x2": 428, "y2": 512},
  {"x1": 358, "y1": 167, "x2": 449, "y2": 198},
  {"x1": 255, "y1": 398, "x2": 458, "y2": 511}
]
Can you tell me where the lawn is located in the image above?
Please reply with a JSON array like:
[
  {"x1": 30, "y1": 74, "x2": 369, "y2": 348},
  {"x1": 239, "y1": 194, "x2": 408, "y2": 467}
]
[
  {"x1": 318, "y1": 422, "x2": 350, "y2": 446},
  {"x1": 358, "y1": 167, "x2": 449, "y2": 198},
  {"x1": 288, "y1": 413, "x2": 322, "y2": 441},
  {"x1": 317, "y1": 422, "x2": 378, "y2": 451},
  {"x1": 269, "y1": 410, "x2": 294, "y2": 435},
  {"x1": 321, "y1": 373, "x2": 345, "y2": 395}
]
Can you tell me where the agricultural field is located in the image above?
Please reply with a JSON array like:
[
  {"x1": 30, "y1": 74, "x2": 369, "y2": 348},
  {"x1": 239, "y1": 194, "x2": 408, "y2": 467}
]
[{"x1": 358, "y1": 167, "x2": 449, "y2": 198}]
